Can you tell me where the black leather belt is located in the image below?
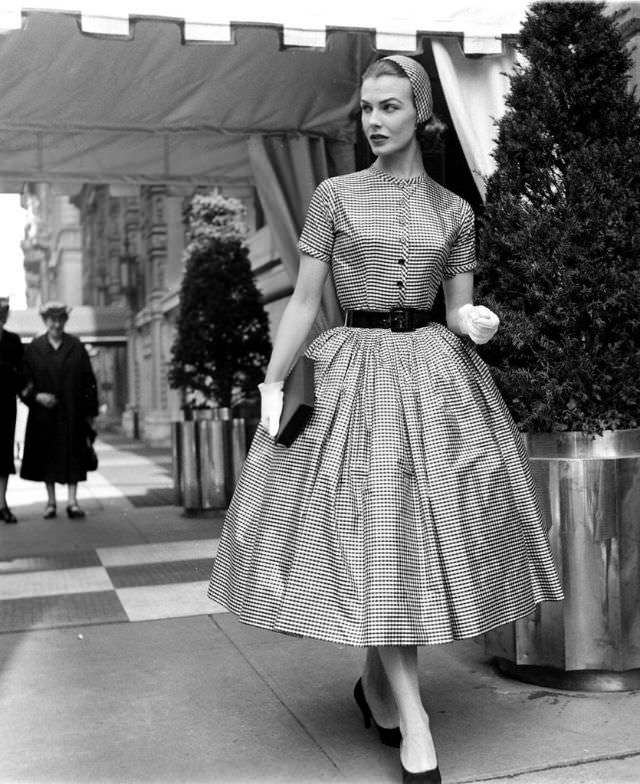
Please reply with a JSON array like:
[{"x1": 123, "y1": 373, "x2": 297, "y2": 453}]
[{"x1": 344, "y1": 308, "x2": 432, "y2": 332}]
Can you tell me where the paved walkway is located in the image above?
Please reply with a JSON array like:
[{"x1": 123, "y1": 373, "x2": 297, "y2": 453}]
[
  {"x1": 1, "y1": 435, "x2": 224, "y2": 633},
  {"x1": 1, "y1": 435, "x2": 639, "y2": 783}
]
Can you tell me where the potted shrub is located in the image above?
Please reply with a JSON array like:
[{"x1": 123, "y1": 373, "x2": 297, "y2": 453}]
[
  {"x1": 476, "y1": 2, "x2": 640, "y2": 690},
  {"x1": 169, "y1": 192, "x2": 271, "y2": 509}
]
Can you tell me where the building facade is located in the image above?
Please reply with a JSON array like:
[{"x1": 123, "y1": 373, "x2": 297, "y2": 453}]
[
  {"x1": 72, "y1": 182, "x2": 266, "y2": 444},
  {"x1": 20, "y1": 178, "x2": 280, "y2": 445},
  {"x1": 21, "y1": 184, "x2": 82, "y2": 309}
]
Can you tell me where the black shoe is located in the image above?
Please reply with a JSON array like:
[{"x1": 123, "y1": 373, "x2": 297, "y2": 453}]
[
  {"x1": 353, "y1": 678, "x2": 402, "y2": 748},
  {"x1": 66, "y1": 504, "x2": 86, "y2": 519},
  {"x1": 402, "y1": 765, "x2": 441, "y2": 784},
  {"x1": 0, "y1": 506, "x2": 17, "y2": 523},
  {"x1": 43, "y1": 503, "x2": 57, "y2": 519}
]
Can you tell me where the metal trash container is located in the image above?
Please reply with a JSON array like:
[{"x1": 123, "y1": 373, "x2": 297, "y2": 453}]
[
  {"x1": 228, "y1": 418, "x2": 247, "y2": 496},
  {"x1": 485, "y1": 428, "x2": 640, "y2": 691},
  {"x1": 198, "y1": 410, "x2": 229, "y2": 510},
  {"x1": 177, "y1": 420, "x2": 200, "y2": 511},
  {"x1": 171, "y1": 420, "x2": 183, "y2": 506},
  {"x1": 228, "y1": 416, "x2": 260, "y2": 492},
  {"x1": 172, "y1": 408, "x2": 256, "y2": 512}
]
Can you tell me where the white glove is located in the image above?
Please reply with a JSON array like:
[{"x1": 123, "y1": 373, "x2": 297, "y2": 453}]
[
  {"x1": 458, "y1": 304, "x2": 500, "y2": 345},
  {"x1": 258, "y1": 380, "x2": 284, "y2": 438}
]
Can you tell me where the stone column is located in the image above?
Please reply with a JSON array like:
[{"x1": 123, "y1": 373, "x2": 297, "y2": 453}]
[{"x1": 139, "y1": 185, "x2": 172, "y2": 446}]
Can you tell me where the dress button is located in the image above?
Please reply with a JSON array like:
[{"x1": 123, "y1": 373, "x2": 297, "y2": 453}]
[
  {"x1": 396, "y1": 280, "x2": 404, "y2": 287},
  {"x1": 398, "y1": 259, "x2": 405, "y2": 266}
]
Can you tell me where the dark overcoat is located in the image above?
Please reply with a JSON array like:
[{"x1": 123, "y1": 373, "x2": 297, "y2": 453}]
[
  {"x1": 0, "y1": 328, "x2": 23, "y2": 475},
  {"x1": 20, "y1": 333, "x2": 98, "y2": 483}
]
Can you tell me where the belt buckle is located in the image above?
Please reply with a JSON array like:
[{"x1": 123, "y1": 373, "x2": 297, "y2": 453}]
[{"x1": 389, "y1": 307, "x2": 412, "y2": 332}]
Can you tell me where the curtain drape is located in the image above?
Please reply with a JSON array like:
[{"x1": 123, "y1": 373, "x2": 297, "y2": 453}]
[
  {"x1": 432, "y1": 38, "x2": 518, "y2": 200},
  {"x1": 248, "y1": 134, "x2": 354, "y2": 334}
]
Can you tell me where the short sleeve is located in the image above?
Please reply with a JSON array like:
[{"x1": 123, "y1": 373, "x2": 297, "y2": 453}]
[
  {"x1": 443, "y1": 200, "x2": 477, "y2": 279},
  {"x1": 297, "y1": 180, "x2": 335, "y2": 264}
]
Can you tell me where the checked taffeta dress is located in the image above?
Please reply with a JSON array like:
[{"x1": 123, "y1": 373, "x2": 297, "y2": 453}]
[{"x1": 208, "y1": 166, "x2": 564, "y2": 647}]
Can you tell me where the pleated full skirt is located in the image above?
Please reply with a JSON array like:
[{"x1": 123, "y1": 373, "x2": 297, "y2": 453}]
[{"x1": 209, "y1": 323, "x2": 563, "y2": 647}]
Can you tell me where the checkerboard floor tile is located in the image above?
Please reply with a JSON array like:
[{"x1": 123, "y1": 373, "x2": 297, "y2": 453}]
[
  {"x1": 116, "y1": 582, "x2": 227, "y2": 622},
  {"x1": 0, "y1": 592, "x2": 128, "y2": 633},
  {"x1": 108, "y1": 558, "x2": 214, "y2": 588},
  {"x1": 97, "y1": 539, "x2": 219, "y2": 567},
  {"x1": 0, "y1": 551, "x2": 102, "y2": 574},
  {"x1": 1, "y1": 567, "x2": 114, "y2": 600},
  {"x1": 0, "y1": 538, "x2": 222, "y2": 632}
]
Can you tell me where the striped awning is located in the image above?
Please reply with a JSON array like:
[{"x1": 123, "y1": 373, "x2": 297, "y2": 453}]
[
  {"x1": 0, "y1": 2, "x2": 532, "y2": 190},
  {"x1": 0, "y1": 2, "x2": 530, "y2": 52}
]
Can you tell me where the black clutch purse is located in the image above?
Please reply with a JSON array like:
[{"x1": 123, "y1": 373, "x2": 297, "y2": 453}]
[{"x1": 276, "y1": 355, "x2": 315, "y2": 447}]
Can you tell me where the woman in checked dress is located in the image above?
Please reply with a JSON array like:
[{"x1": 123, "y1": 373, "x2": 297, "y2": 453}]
[{"x1": 209, "y1": 56, "x2": 563, "y2": 783}]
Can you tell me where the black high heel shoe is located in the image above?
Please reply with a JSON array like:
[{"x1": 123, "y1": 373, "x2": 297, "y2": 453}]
[
  {"x1": 401, "y1": 764, "x2": 441, "y2": 784},
  {"x1": 67, "y1": 504, "x2": 86, "y2": 519},
  {"x1": 0, "y1": 506, "x2": 17, "y2": 523},
  {"x1": 43, "y1": 503, "x2": 57, "y2": 519},
  {"x1": 353, "y1": 678, "x2": 402, "y2": 748}
]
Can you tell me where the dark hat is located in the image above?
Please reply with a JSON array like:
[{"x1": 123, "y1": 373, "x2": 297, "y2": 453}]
[{"x1": 39, "y1": 300, "x2": 71, "y2": 319}]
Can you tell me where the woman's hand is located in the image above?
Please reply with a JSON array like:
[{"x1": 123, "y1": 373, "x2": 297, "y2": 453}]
[
  {"x1": 258, "y1": 381, "x2": 284, "y2": 438},
  {"x1": 35, "y1": 392, "x2": 57, "y2": 408},
  {"x1": 457, "y1": 304, "x2": 500, "y2": 345},
  {"x1": 444, "y1": 273, "x2": 499, "y2": 344}
]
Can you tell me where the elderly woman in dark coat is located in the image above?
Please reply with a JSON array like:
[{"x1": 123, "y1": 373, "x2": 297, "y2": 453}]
[
  {"x1": 21, "y1": 302, "x2": 99, "y2": 519},
  {"x1": 0, "y1": 297, "x2": 23, "y2": 523}
]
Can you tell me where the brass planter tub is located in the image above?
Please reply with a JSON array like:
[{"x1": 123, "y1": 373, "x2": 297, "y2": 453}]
[{"x1": 485, "y1": 429, "x2": 640, "y2": 691}]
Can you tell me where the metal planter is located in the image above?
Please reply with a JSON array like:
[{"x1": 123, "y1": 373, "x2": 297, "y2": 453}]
[
  {"x1": 171, "y1": 409, "x2": 257, "y2": 511},
  {"x1": 171, "y1": 420, "x2": 200, "y2": 510},
  {"x1": 198, "y1": 408, "x2": 231, "y2": 510},
  {"x1": 485, "y1": 428, "x2": 640, "y2": 691}
]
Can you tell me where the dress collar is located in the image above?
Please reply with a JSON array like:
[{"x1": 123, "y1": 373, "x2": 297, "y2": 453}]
[{"x1": 368, "y1": 164, "x2": 428, "y2": 186}]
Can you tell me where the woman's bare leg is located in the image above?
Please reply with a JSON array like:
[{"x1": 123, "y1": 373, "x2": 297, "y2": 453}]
[
  {"x1": 0, "y1": 475, "x2": 8, "y2": 507},
  {"x1": 67, "y1": 483, "x2": 78, "y2": 506},
  {"x1": 45, "y1": 482, "x2": 56, "y2": 505},
  {"x1": 376, "y1": 645, "x2": 438, "y2": 773},
  {"x1": 362, "y1": 647, "x2": 399, "y2": 728}
]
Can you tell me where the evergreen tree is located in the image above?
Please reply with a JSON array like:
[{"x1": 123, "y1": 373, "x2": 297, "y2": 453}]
[
  {"x1": 476, "y1": 2, "x2": 640, "y2": 435},
  {"x1": 169, "y1": 193, "x2": 271, "y2": 409}
]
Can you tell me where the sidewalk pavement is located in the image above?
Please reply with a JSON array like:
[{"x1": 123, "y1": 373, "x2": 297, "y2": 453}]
[{"x1": 1, "y1": 435, "x2": 639, "y2": 784}]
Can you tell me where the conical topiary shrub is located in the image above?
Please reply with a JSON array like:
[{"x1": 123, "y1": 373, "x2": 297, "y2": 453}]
[
  {"x1": 169, "y1": 192, "x2": 271, "y2": 410},
  {"x1": 476, "y1": 1, "x2": 640, "y2": 435}
]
